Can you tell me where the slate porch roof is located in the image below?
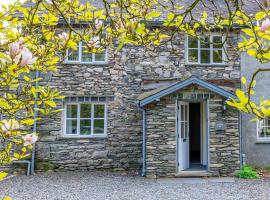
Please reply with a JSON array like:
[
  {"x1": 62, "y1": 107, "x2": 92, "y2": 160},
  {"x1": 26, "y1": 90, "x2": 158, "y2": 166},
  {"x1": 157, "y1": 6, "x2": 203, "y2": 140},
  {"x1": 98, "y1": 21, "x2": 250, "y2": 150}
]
[{"x1": 138, "y1": 76, "x2": 237, "y2": 107}]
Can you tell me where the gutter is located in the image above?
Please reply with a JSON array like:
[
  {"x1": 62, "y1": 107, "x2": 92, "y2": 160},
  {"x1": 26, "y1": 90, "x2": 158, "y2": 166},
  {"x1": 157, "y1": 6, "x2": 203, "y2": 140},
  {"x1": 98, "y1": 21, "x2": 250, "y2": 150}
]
[
  {"x1": 31, "y1": 70, "x2": 39, "y2": 174},
  {"x1": 140, "y1": 107, "x2": 147, "y2": 177}
]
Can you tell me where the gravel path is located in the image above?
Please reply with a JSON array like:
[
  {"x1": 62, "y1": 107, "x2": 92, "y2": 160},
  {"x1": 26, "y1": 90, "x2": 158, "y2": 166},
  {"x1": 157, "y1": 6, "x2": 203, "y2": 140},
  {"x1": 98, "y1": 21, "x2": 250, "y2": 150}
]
[{"x1": 1, "y1": 172, "x2": 270, "y2": 200}]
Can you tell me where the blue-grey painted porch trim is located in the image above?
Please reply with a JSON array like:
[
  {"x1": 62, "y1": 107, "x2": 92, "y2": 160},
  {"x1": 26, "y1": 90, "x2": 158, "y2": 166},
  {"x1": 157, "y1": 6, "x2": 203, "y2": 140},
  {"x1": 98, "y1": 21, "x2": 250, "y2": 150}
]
[{"x1": 139, "y1": 76, "x2": 237, "y2": 107}]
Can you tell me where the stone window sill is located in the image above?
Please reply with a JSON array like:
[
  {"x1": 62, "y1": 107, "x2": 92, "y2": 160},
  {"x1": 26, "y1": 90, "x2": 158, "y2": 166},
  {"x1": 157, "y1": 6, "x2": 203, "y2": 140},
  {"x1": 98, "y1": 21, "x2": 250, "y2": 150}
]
[
  {"x1": 256, "y1": 139, "x2": 270, "y2": 144},
  {"x1": 59, "y1": 135, "x2": 107, "y2": 140},
  {"x1": 184, "y1": 63, "x2": 228, "y2": 67},
  {"x1": 63, "y1": 62, "x2": 109, "y2": 66}
]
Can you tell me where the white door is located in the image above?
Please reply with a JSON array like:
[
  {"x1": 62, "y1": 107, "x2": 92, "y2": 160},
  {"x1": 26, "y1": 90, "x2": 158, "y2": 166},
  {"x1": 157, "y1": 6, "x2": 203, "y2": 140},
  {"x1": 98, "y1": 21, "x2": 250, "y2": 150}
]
[{"x1": 178, "y1": 102, "x2": 189, "y2": 171}]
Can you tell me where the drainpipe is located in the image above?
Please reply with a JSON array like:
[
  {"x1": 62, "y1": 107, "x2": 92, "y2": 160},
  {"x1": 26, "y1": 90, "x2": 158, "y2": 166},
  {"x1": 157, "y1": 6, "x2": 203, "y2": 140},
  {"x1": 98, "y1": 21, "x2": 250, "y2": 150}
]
[
  {"x1": 31, "y1": 70, "x2": 39, "y2": 174},
  {"x1": 238, "y1": 111, "x2": 243, "y2": 166},
  {"x1": 140, "y1": 107, "x2": 146, "y2": 177}
]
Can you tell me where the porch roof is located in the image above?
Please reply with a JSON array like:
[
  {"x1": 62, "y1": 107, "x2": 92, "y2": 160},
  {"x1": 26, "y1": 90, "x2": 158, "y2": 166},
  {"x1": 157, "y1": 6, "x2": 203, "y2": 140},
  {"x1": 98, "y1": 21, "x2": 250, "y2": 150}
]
[{"x1": 138, "y1": 76, "x2": 237, "y2": 107}]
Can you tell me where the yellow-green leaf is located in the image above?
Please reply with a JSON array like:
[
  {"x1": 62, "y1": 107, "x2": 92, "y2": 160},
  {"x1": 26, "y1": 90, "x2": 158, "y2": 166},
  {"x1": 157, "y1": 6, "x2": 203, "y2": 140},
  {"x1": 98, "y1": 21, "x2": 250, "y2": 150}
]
[{"x1": 45, "y1": 101, "x2": 57, "y2": 108}]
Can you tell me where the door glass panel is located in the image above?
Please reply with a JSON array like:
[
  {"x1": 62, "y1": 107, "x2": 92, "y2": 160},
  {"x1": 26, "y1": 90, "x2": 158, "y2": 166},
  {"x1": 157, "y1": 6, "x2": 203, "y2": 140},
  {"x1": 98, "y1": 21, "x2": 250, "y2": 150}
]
[
  {"x1": 181, "y1": 105, "x2": 184, "y2": 121},
  {"x1": 185, "y1": 122, "x2": 188, "y2": 138},
  {"x1": 181, "y1": 122, "x2": 185, "y2": 138},
  {"x1": 185, "y1": 105, "x2": 188, "y2": 121}
]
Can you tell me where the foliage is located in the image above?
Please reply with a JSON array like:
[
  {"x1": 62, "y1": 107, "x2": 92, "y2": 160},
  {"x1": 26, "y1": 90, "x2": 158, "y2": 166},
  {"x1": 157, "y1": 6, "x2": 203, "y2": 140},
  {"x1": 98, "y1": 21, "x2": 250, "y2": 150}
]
[
  {"x1": 236, "y1": 165, "x2": 260, "y2": 179},
  {"x1": 0, "y1": 1, "x2": 269, "y2": 199}
]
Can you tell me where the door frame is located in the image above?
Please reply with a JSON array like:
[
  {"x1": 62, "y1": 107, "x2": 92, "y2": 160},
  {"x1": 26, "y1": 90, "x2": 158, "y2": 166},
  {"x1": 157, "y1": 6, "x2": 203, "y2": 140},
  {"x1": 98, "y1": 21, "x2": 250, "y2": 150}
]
[{"x1": 176, "y1": 100, "x2": 209, "y2": 173}]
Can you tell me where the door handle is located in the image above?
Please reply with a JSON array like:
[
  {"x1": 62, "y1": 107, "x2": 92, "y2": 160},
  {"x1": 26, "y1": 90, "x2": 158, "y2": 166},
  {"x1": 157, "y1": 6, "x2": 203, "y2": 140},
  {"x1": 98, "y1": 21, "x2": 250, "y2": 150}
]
[{"x1": 183, "y1": 138, "x2": 186, "y2": 142}]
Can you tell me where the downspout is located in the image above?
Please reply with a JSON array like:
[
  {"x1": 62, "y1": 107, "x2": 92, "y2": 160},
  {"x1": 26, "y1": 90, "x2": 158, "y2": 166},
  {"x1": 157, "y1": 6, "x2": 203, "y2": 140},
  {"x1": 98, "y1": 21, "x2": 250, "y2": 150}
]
[
  {"x1": 140, "y1": 107, "x2": 146, "y2": 177},
  {"x1": 31, "y1": 70, "x2": 39, "y2": 174},
  {"x1": 239, "y1": 111, "x2": 243, "y2": 166}
]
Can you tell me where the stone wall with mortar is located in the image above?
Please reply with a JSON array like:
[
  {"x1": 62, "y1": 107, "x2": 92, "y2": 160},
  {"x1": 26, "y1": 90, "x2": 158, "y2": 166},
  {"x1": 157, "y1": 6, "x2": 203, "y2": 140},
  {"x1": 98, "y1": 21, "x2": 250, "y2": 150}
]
[
  {"x1": 35, "y1": 33, "x2": 240, "y2": 174},
  {"x1": 208, "y1": 99, "x2": 240, "y2": 176}
]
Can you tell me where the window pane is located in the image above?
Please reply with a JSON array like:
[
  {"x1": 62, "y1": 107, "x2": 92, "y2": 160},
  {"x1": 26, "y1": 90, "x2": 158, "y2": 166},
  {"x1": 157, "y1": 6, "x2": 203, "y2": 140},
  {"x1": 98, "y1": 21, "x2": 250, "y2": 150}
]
[
  {"x1": 81, "y1": 45, "x2": 93, "y2": 62},
  {"x1": 213, "y1": 49, "x2": 223, "y2": 63},
  {"x1": 200, "y1": 37, "x2": 210, "y2": 48},
  {"x1": 80, "y1": 120, "x2": 91, "y2": 135},
  {"x1": 94, "y1": 51, "x2": 106, "y2": 62},
  {"x1": 259, "y1": 119, "x2": 270, "y2": 139},
  {"x1": 188, "y1": 37, "x2": 198, "y2": 48},
  {"x1": 188, "y1": 49, "x2": 198, "y2": 63},
  {"x1": 94, "y1": 104, "x2": 105, "y2": 118},
  {"x1": 67, "y1": 49, "x2": 79, "y2": 61},
  {"x1": 80, "y1": 104, "x2": 91, "y2": 118},
  {"x1": 201, "y1": 50, "x2": 211, "y2": 63},
  {"x1": 67, "y1": 105, "x2": 77, "y2": 118},
  {"x1": 94, "y1": 119, "x2": 104, "y2": 134},
  {"x1": 66, "y1": 119, "x2": 77, "y2": 134},
  {"x1": 213, "y1": 36, "x2": 223, "y2": 48}
]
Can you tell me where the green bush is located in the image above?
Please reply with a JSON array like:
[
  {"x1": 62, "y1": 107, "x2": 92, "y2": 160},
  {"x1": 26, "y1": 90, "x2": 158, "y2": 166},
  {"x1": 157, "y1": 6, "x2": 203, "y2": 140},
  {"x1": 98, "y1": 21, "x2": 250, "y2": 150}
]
[{"x1": 236, "y1": 165, "x2": 259, "y2": 179}]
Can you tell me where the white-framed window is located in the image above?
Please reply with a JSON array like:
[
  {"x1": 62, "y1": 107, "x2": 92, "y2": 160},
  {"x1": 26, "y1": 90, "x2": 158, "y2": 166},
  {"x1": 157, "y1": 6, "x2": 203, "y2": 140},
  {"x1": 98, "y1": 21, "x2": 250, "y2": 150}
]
[
  {"x1": 63, "y1": 102, "x2": 107, "y2": 137},
  {"x1": 65, "y1": 41, "x2": 108, "y2": 64},
  {"x1": 257, "y1": 118, "x2": 270, "y2": 141},
  {"x1": 185, "y1": 35, "x2": 226, "y2": 65}
]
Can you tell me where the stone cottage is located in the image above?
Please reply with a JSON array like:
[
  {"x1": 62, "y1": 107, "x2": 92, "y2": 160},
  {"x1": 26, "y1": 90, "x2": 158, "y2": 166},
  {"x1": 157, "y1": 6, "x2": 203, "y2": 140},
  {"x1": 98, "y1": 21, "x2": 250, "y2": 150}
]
[{"x1": 21, "y1": 1, "x2": 265, "y2": 178}]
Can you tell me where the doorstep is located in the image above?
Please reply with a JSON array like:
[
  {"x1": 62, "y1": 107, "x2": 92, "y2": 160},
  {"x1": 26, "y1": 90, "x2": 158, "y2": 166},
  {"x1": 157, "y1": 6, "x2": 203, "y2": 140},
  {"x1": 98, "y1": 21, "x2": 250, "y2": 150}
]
[{"x1": 176, "y1": 170, "x2": 211, "y2": 177}]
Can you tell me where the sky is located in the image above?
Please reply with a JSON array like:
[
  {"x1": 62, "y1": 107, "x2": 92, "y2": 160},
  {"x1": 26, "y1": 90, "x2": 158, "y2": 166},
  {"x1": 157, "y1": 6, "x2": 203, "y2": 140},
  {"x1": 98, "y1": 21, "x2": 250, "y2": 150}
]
[{"x1": 0, "y1": 0, "x2": 26, "y2": 8}]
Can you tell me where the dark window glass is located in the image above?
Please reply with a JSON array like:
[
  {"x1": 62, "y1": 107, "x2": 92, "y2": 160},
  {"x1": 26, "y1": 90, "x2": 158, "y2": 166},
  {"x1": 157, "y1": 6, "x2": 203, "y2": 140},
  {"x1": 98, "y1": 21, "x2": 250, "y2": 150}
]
[
  {"x1": 94, "y1": 119, "x2": 104, "y2": 134},
  {"x1": 188, "y1": 50, "x2": 198, "y2": 63},
  {"x1": 213, "y1": 49, "x2": 223, "y2": 63},
  {"x1": 94, "y1": 104, "x2": 105, "y2": 118},
  {"x1": 66, "y1": 105, "x2": 77, "y2": 118},
  {"x1": 80, "y1": 104, "x2": 91, "y2": 118},
  {"x1": 213, "y1": 36, "x2": 223, "y2": 48},
  {"x1": 80, "y1": 120, "x2": 91, "y2": 135},
  {"x1": 188, "y1": 37, "x2": 198, "y2": 48},
  {"x1": 66, "y1": 119, "x2": 77, "y2": 134},
  {"x1": 201, "y1": 50, "x2": 211, "y2": 63}
]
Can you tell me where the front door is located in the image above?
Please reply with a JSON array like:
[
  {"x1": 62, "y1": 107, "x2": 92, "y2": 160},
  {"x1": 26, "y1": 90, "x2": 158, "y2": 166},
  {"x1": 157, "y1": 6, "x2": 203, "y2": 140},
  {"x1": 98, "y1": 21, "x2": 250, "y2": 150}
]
[{"x1": 178, "y1": 102, "x2": 189, "y2": 171}]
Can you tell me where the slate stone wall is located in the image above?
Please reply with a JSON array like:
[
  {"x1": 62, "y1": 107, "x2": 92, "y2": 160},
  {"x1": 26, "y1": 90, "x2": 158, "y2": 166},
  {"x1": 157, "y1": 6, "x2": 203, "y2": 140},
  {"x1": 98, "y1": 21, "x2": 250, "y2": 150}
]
[
  {"x1": 145, "y1": 97, "x2": 177, "y2": 178},
  {"x1": 35, "y1": 32, "x2": 240, "y2": 174},
  {"x1": 208, "y1": 99, "x2": 240, "y2": 176}
]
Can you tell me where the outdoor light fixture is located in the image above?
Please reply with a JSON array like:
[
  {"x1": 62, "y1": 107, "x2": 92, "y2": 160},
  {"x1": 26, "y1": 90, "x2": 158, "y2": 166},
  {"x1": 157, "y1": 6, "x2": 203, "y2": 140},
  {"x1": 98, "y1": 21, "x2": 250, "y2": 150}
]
[{"x1": 222, "y1": 100, "x2": 227, "y2": 113}]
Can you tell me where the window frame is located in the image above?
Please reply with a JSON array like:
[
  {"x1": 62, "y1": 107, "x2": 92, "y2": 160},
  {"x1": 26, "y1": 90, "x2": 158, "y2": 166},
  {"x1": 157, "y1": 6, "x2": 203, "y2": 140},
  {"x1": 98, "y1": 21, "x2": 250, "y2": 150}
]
[
  {"x1": 63, "y1": 102, "x2": 107, "y2": 138},
  {"x1": 185, "y1": 34, "x2": 226, "y2": 65},
  {"x1": 65, "y1": 41, "x2": 108, "y2": 65},
  {"x1": 257, "y1": 118, "x2": 270, "y2": 141}
]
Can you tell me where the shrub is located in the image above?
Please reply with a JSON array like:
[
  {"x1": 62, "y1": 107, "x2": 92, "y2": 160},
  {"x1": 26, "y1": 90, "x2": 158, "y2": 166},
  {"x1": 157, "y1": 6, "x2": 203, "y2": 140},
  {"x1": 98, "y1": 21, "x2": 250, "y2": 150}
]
[{"x1": 236, "y1": 165, "x2": 259, "y2": 179}]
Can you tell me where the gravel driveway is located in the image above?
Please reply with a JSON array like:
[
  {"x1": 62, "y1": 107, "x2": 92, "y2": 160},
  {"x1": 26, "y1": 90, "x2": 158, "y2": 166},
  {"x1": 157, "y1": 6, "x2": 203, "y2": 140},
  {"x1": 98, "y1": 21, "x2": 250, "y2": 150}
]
[{"x1": 1, "y1": 172, "x2": 270, "y2": 200}]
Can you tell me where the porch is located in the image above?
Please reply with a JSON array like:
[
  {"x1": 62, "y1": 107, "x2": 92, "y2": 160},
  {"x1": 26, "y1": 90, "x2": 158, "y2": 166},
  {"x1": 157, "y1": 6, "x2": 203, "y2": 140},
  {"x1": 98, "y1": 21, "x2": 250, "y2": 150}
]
[{"x1": 138, "y1": 76, "x2": 240, "y2": 178}]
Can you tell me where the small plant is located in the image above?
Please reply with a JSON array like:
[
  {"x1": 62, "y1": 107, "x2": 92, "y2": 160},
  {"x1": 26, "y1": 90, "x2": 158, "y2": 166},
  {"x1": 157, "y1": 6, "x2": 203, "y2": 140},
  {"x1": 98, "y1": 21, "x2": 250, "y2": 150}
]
[
  {"x1": 265, "y1": 167, "x2": 270, "y2": 173},
  {"x1": 236, "y1": 165, "x2": 260, "y2": 179}
]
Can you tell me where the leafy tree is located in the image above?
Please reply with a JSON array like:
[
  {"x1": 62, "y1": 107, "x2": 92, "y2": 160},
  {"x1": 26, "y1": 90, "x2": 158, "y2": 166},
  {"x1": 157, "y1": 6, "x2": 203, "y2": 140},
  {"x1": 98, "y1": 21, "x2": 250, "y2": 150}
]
[{"x1": 1, "y1": 0, "x2": 270, "y2": 198}]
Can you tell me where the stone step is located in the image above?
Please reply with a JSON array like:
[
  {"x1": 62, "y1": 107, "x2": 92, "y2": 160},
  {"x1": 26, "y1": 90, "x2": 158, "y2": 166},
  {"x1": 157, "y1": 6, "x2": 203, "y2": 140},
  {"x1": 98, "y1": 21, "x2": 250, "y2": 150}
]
[{"x1": 175, "y1": 171, "x2": 211, "y2": 177}]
